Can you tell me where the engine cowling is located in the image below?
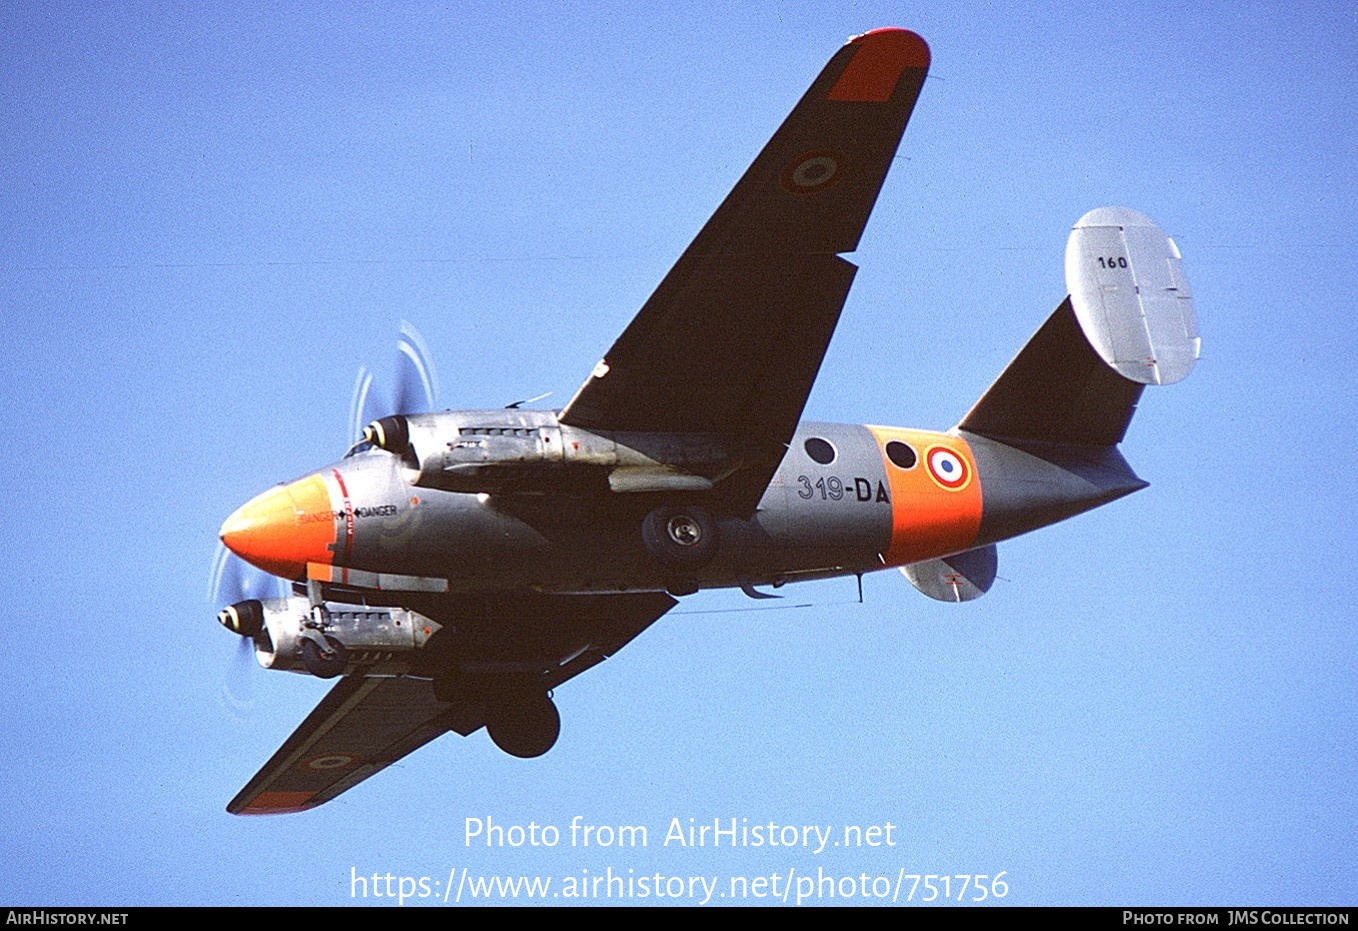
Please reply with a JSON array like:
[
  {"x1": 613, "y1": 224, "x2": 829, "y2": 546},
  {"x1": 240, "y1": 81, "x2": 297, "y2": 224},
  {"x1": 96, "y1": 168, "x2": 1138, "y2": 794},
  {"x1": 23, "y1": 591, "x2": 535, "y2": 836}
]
[
  {"x1": 219, "y1": 596, "x2": 442, "y2": 677},
  {"x1": 364, "y1": 409, "x2": 736, "y2": 496}
]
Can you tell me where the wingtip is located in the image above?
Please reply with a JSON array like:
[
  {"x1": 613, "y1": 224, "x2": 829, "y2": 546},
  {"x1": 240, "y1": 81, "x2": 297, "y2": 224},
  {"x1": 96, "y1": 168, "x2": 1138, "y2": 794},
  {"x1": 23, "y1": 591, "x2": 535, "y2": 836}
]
[
  {"x1": 846, "y1": 27, "x2": 931, "y2": 69},
  {"x1": 830, "y1": 29, "x2": 930, "y2": 102},
  {"x1": 228, "y1": 790, "x2": 318, "y2": 816}
]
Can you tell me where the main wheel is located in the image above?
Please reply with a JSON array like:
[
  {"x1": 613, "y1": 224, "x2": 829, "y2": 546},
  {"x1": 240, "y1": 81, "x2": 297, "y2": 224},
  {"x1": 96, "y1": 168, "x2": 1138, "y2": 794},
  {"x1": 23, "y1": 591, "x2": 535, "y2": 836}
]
[
  {"x1": 300, "y1": 635, "x2": 347, "y2": 679},
  {"x1": 486, "y1": 693, "x2": 561, "y2": 758},
  {"x1": 642, "y1": 506, "x2": 717, "y2": 568}
]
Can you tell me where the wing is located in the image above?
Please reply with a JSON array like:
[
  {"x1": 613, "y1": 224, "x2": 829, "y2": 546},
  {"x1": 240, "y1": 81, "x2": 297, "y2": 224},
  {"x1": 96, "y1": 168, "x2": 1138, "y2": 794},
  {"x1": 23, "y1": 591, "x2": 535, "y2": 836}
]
[
  {"x1": 227, "y1": 591, "x2": 676, "y2": 815},
  {"x1": 227, "y1": 674, "x2": 462, "y2": 815},
  {"x1": 559, "y1": 28, "x2": 930, "y2": 513}
]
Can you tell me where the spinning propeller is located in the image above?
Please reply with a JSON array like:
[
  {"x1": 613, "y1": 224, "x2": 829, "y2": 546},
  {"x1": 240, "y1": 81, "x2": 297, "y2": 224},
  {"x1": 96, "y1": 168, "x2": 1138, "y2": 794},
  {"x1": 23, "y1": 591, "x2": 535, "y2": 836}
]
[
  {"x1": 208, "y1": 542, "x2": 284, "y2": 716},
  {"x1": 211, "y1": 321, "x2": 440, "y2": 705},
  {"x1": 347, "y1": 320, "x2": 440, "y2": 446}
]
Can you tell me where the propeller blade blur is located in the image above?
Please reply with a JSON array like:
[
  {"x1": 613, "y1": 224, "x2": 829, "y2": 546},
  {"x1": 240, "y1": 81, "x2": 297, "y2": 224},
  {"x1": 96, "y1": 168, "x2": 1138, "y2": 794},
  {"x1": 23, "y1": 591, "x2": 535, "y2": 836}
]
[{"x1": 348, "y1": 321, "x2": 439, "y2": 443}]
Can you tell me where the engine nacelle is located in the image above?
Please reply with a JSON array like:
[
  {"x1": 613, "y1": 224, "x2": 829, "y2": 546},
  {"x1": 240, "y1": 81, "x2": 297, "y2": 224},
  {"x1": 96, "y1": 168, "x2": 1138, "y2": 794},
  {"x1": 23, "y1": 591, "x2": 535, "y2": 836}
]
[
  {"x1": 366, "y1": 409, "x2": 738, "y2": 495},
  {"x1": 227, "y1": 595, "x2": 442, "y2": 677}
]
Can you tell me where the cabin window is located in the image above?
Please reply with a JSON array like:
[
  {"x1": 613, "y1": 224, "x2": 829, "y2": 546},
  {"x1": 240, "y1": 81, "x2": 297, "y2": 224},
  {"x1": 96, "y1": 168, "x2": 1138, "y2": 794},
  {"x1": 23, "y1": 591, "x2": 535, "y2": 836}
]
[
  {"x1": 804, "y1": 437, "x2": 836, "y2": 465},
  {"x1": 885, "y1": 440, "x2": 917, "y2": 469}
]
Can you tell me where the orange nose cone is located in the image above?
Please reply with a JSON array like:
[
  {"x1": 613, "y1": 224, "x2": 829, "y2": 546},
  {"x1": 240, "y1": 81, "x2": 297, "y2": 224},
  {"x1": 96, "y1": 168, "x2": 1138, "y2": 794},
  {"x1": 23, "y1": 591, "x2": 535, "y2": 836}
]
[{"x1": 220, "y1": 474, "x2": 336, "y2": 579}]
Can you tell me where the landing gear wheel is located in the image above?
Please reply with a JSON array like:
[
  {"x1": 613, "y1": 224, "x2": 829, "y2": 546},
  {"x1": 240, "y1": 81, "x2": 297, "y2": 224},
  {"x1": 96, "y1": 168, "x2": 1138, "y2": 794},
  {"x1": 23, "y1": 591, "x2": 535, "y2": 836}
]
[
  {"x1": 642, "y1": 507, "x2": 717, "y2": 568},
  {"x1": 300, "y1": 635, "x2": 347, "y2": 679},
  {"x1": 486, "y1": 693, "x2": 561, "y2": 758}
]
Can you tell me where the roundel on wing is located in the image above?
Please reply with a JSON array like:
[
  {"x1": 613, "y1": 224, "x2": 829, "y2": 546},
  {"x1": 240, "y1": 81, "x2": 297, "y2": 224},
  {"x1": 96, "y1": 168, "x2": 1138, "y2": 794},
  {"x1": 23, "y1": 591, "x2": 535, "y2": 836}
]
[
  {"x1": 780, "y1": 151, "x2": 844, "y2": 194},
  {"x1": 925, "y1": 445, "x2": 971, "y2": 490},
  {"x1": 304, "y1": 754, "x2": 358, "y2": 771}
]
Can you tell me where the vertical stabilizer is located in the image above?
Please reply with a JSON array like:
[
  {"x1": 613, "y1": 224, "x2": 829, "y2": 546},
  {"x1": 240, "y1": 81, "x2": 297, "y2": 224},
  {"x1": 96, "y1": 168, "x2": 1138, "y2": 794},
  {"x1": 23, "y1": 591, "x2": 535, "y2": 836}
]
[
  {"x1": 959, "y1": 208, "x2": 1197, "y2": 446},
  {"x1": 1065, "y1": 207, "x2": 1199, "y2": 386}
]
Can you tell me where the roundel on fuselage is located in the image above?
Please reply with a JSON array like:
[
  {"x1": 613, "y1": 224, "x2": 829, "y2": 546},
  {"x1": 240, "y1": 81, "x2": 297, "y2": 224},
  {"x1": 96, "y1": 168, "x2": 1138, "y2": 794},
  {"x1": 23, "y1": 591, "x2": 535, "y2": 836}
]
[{"x1": 865, "y1": 426, "x2": 982, "y2": 567}]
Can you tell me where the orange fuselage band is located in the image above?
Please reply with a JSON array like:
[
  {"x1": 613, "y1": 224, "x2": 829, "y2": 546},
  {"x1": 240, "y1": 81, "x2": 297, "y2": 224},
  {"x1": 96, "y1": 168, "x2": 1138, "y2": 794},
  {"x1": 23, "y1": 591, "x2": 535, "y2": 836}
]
[{"x1": 866, "y1": 426, "x2": 982, "y2": 567}]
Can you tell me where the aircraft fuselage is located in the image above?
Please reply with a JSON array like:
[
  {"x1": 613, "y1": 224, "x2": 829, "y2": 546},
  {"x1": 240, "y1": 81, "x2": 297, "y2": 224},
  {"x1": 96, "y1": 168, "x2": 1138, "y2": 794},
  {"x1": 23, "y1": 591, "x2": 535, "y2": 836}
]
[{"x1": 221, "y1": 412, "x2": 1145, "y2": 599}]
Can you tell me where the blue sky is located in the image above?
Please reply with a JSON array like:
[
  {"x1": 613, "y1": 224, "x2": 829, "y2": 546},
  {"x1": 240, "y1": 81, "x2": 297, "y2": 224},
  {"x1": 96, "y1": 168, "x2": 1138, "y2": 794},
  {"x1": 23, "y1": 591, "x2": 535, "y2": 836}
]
[{"x1": 2, "y1": 1, "x2": 1355, "y2": 906}]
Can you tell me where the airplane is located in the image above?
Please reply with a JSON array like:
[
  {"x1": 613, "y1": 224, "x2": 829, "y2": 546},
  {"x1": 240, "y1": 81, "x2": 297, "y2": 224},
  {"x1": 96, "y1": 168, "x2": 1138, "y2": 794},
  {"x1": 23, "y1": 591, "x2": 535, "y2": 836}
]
[{"x1": 214, "y1": 27, "x2": 1199, "y2": 815}]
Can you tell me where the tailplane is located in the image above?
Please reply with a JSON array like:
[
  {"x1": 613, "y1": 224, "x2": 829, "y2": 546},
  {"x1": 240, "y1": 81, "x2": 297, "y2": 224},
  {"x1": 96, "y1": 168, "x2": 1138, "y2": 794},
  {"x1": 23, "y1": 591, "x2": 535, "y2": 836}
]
[{"x1": 959, "y1": 207, "x2": 1198, "y2": 446}]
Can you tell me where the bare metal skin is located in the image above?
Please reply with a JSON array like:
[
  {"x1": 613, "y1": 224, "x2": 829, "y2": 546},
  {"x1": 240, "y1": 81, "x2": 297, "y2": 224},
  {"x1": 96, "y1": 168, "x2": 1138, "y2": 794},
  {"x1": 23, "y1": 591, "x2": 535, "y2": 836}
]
[{"x1": 213, "y1": 30, "x2": 1196, "y2": 815}]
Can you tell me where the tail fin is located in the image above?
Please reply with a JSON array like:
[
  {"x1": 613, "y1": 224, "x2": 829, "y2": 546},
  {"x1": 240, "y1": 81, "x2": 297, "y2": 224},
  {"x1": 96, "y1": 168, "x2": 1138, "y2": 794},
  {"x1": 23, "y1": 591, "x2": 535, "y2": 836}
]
[
  {"x1": 959, "y1": 207, "x2": 1198, "y2": 445},
  {"x1": 958, "y1": 296, "x2": 1144, "y2": 444}
]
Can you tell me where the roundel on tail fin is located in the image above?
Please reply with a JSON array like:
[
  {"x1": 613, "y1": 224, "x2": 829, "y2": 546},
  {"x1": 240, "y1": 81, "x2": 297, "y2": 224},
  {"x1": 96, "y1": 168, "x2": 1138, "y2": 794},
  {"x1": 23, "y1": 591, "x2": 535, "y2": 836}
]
[{"x1": 1065, "y1": 207, "x2": 1200, "y2": 386}]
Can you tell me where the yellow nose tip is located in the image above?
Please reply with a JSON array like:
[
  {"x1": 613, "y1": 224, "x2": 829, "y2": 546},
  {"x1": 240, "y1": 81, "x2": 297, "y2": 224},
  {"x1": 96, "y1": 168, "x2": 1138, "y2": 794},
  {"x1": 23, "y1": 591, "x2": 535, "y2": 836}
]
[{"x1": 220, "y1": 474, "x2": 336, "y2": 579}]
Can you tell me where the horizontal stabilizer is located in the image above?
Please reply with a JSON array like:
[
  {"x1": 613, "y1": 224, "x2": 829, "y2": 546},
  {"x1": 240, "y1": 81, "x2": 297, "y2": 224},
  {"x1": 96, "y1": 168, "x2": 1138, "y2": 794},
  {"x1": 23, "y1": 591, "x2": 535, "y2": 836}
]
[
  {"x1": 902, "y1": 544, "x2": 997, "y2": 602},
  {"x1": 958, "y1": 298, "x2": 1144, "y2": 445}
]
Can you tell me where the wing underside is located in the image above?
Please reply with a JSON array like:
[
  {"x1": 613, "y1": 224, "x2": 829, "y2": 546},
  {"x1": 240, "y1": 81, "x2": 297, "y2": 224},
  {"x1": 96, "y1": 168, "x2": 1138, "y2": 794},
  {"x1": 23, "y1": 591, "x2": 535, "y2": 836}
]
[
  {"x1": 228, "y1": 591, "x2": 676, "y2": 814},
  {"x1": 227, "y1": 674, "x2": 466, "y2": 815},
  {"x1": 559, "y1": 29, "x2": 930, "y2": 515}
]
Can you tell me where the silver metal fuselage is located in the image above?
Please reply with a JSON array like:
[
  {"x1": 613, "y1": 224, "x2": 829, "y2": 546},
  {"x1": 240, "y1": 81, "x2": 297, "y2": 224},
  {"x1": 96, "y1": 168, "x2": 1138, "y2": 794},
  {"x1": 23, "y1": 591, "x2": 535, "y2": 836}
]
[{"x1": 279, "y1": 410, "x2": 1142, "y2": 597}]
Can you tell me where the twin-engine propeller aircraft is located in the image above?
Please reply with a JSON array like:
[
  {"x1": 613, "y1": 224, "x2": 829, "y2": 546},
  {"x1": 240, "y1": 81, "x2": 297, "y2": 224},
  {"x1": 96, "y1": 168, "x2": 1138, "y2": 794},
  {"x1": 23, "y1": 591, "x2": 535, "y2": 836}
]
[{"x1": 215, "y1": 28, "x2": 1199, "y2": 814}]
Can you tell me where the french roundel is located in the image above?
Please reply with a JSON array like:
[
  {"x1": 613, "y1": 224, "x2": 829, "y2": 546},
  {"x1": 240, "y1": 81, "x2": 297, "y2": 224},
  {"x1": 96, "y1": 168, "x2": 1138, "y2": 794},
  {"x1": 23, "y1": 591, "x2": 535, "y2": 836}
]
[
  {"x1": 780, "y1": 151, "x2": 843, "y2": 194},
  {"x1": 925, "y1": 446, "x2": 970, "y2": 490}
]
